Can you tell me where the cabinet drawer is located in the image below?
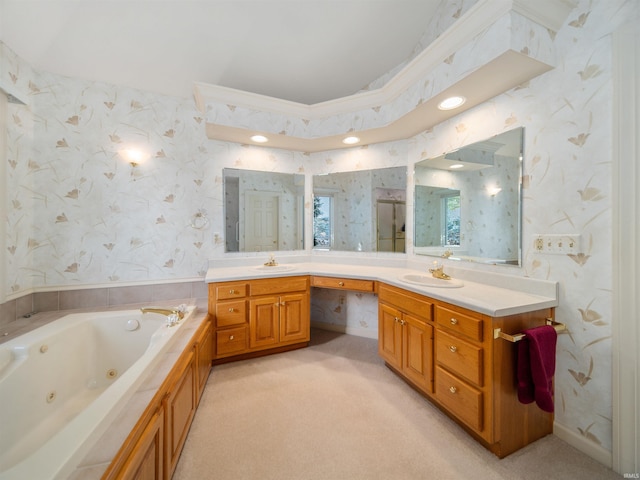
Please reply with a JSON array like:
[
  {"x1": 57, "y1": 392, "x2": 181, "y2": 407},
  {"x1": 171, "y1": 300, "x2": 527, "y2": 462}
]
[
  {"x1": 435, "y1": 305, "x2": 483, "y2": 342},
  {"x1": 436, "y1": 329, "x2": 483, "y2": 386},
  {"x1": 435, "y1": 366, "x2": 483, "y2": 432},
  {"x1": 216, "y1": 326, "x2": 247, "y2": 356},
  {"x1": 215, "y1": 300, "x2": 246, "y2": 327},
  {"x1": 378, "y1": 284, "x2": 432, "y2": 321},
  {"x1": 249, "y1": 276, "x2": 309, "y2": 296},
  {"x1": 311, "y1": 276, "x2": 375, "y2": 292},
  {"x1": 215, "y1": 283, "x2": 247, "y2": 300}
]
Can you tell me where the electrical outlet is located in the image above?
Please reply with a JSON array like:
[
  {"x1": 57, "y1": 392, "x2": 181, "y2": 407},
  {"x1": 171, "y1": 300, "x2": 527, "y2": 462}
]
[
  {"x1": 533, "y1": 234, "x2": 581, "y2": 255},
  {"x1": 534, "y1": 236, "x2": 544, "y2": 252}
]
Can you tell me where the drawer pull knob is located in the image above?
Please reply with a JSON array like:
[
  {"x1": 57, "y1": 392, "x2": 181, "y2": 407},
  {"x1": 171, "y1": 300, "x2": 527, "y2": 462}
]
[
  {"x1": 450, "y1": 318, "x2": 458, "y2": 325},
  {"x1": 228, "y1": 308, "x2": 235, "y2": 313},
  {"x1": 449, "y1": 345, "x2": 458, "y2": 353},
  {"x1": 449, "y1": 386, "x2": 457, "y2": 394},
  {"x1": 338, "y1": 281, "x2": 344, "y2": 286},
  {"x1": 229, "y1": 289, "x2": 236, "y2": 294},
  {"x1": 229, "y1": 335, "x2": 234, "y2": 340}
]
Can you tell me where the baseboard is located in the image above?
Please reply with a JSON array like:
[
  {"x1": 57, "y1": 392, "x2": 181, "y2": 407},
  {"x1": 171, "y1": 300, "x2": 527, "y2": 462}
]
[
  {"x1": 553, "y1": 421, "x2": 612, "y2": 468},
  {"x1": 311, "y1": 321, "x2": 378, "y2": 340}
]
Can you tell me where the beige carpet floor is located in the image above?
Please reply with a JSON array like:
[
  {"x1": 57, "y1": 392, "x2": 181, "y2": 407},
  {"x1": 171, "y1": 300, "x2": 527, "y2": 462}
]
[{"x1": 173, "y1": 329, "x2": 620, "y2": 480}]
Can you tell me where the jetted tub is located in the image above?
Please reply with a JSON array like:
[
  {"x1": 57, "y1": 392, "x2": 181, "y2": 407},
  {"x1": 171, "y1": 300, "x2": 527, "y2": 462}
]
[{"x1": 0, "y1": 306, "x2": 196, "y2": 480}]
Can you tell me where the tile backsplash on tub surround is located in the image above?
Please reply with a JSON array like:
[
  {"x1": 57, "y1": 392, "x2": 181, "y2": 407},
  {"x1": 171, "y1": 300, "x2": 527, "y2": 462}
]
[{"x1": 0, "y1": 280, "x2": 208, "y2": 334}]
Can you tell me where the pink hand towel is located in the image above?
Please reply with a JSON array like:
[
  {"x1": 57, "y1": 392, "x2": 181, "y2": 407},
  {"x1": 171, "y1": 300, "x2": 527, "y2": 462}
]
[{"x1": 516, "y1": 325, "x2": 557, "y2": 413}]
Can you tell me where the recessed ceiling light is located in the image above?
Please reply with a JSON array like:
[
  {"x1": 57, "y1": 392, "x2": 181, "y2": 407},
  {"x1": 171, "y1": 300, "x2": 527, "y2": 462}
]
[
  {"x1": 342, "y1": 136, "x2": 360, "y2": 145},
  {"x1": 438, "y1": 96, "x2": 466, "y2": 110},
  {"x1": 449, "y1": 164, "x2": 464, "y2": 169},
  {"x1": 250, "y1": 134, "x2": 269, "y2": 143}
]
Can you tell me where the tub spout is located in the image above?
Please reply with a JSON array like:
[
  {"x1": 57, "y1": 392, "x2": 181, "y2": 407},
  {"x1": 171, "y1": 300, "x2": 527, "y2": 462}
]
[{"x1": 140, "y1": 306, "x2": 186, "y2": 326}]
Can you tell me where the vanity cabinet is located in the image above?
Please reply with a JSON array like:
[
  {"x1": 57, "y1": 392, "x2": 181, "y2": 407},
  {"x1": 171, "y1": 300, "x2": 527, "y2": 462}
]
[
  {"x1": 210, "y1": 276, "x2": 310, "y2": 362},
  {"x1": 377, "y1": 282, "x2": 555, "y2": 458},
  {"x1": 310, "y1": 275, "x2": 375, "y2": 292},
  {"x1": 378, "y1": 283, "x2": 434, "y2": 394},
  {"x1": 434, "y1": 304, "x2": 488, "y2": 436}
]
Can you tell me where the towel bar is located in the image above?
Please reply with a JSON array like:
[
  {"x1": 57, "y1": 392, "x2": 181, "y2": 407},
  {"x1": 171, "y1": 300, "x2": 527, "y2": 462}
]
[{"x1": 493, "y1": 318, "x2": 566, "y2": 343}]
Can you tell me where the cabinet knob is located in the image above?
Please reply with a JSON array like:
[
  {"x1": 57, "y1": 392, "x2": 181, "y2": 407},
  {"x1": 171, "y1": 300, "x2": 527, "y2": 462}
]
[
  {"x1": 338, "y1": 281, "x2": 344, "y2": 287},
  {"x1": 449, "y1": 386, "x2": 457, "y2": 394},
  {"x1": 400, "y1": 319, "x2": 406, "y2": 326},
  {"x1": 228, "y1": 308, "x2": 235, "y2": 313},
  {"x1": 394, "y1": 316, "x2": 400, "y2": 323},
  {"x1": 450, "y1": 318, "x2": 458, "y2": 325},
  {"x1": 281, "y1": 301, "x2": 286, "y2": 306},
  {"x1": 229, "y1": 335, "x2": 234, "y2": 340},
  {"x1": 229, "y1": 289, "x2": 236, "y2": 294},
  {"x1": 449, "y1": 345, "x2": 458, "y2": 353}
]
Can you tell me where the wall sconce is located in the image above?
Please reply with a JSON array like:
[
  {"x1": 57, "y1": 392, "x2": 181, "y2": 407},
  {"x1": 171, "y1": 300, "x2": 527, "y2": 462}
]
[{"x1": 120, "y1": 147, "x2": 149, "y2": 167}]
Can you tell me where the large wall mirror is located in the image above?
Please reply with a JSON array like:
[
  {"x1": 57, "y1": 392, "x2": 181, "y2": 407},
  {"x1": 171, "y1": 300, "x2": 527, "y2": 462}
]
[
  {"x1": 414, "y1": 127, "x2": 523, "y2": 266},
  {"x1": 223, "y1": 168, "x2": 305, "y2": 252},
  {"x1": 313, "y1": 166, "x2": 407, "y2": 252}
]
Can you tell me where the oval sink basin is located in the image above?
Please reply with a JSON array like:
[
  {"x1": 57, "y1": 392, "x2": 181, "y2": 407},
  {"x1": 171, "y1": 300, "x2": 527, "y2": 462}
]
[
  {"x1": 399, "y1": 273, "x2": 463, "y2": 288},
  {"x1": 253, "y1": 265, "x2": 296, "y2": 273}
]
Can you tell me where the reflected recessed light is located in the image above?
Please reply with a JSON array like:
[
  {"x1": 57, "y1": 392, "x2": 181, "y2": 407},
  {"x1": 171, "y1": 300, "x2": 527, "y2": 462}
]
[
  {"x1": 449, "y1": 164, "x2": 464, "y2": 169},
  {"x1": 343, "y1": 136, "x2": 360, "y2": 145},
  {"x1": 250, "y1": 134, "x2": 269, "y2": 143},
  {"x1": 438, "y1": 96, "x2": 466, "y2": 110}
]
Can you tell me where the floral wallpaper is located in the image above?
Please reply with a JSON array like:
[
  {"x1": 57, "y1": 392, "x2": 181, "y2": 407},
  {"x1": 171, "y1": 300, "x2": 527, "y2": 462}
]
[{"x1": 1, "y1": 0, "x2": 638, "y2": 459}]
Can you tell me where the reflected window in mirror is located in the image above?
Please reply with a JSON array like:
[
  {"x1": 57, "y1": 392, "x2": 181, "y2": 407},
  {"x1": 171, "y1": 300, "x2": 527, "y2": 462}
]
[
  {"x1": 223, "y1": 168, "x2": 305, "y2": 252},
  {"x1": 443, "y1": 192, "x2": 461, "y2": 246},
  {"x1": 313, "y1": 195, "x2": 333, "y2": 249},
  {"x1": 312, "y1": 166, "x2": 407, "y2": 253},
  {"x1": 414, "y1": 127, "x2": 523, "y2": 266}
]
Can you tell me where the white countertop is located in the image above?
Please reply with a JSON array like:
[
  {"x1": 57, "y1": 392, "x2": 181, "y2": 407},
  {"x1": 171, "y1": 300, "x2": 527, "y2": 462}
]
[{"x1": 205, "y1": 255, "x2": 558, "y2": 317}]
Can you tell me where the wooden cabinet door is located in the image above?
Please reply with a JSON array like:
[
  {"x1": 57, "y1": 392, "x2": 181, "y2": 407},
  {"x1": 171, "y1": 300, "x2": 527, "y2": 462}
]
[
  {"x1": 249, "y1": 296, "x2": 279, "y2": 349},
  {"x1": 197, "y1": 320, "x2": 213, "y2": 403},
  {"x1": 164, "y1": 349, "x2": 196, "y2": 478},
  {"x1": 115, "y1": 407, "x2": 164, "y2": 480},
  {"x1": 402, "y1": 313, "x2": 433, "y2": 393},
  {"x1": 378, "y1": 303, "x2": 402, "y2": 369},
  {"x1": 279, "y1": 292, "x2": 310, "y2": 344}
]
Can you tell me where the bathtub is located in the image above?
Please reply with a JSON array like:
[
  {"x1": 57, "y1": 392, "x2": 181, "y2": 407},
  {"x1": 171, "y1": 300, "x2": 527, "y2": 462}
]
[{"x1": 0, "y1": 306, "x2": 196, "y2": 480}]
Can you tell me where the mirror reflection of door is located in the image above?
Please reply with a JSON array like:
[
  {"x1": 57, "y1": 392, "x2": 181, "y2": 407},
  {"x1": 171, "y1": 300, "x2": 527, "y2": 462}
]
[
  {"x1": 377, "y1": 200, "x2": 406, "y2": 253},
  {"x1": 245, "y1": 193, "x2": 279, "y2": 251}
]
